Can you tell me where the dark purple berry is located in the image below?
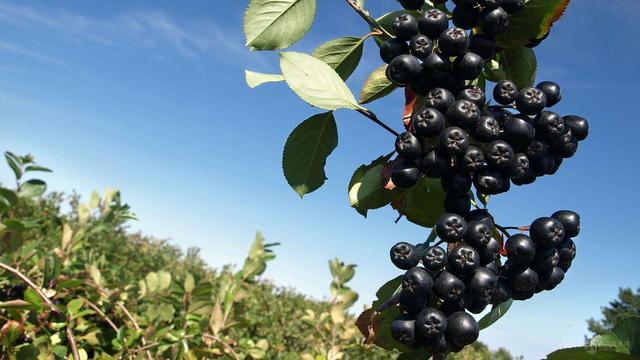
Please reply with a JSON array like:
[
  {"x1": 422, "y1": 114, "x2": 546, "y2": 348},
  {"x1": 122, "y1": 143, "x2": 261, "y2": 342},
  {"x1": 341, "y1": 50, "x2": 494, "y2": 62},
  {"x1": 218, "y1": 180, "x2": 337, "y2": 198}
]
[
  {"x1": 393, "y1": 14, "x2": 419, "y2": 41},
  {"x1": 448, "y1": 245, "x2": 480, "y2": 274},
  {"x1": 425, "y1": 87, "x2": 455, "y2": 113},
  {"x1": 391, "y1": 314, "x2": 418, "y2": 346},
  {"x1": 445, "y1": 311, "x2": 479, "y2": 347},
  {"x1": 452, "y1": 6, "x2": 479, "y2": 30},
  {"x1": 557, "y1": 238, "x2": 576, "y2": 262},
  {"x1": 439, "y1": 28, "x2": 469, "y2": 56},
  {"x1": 390, "y1": 242, "x2": 421, "y2": 270},
  {"x1": 416, "y1": 308, "x2": 448, "y2": 338},
  {"x1": 434, "y1": 271, "x2": 466, "y2": 302},
  {"x1": 402, "y1": 267, "x2": 434, "y2": 297},
  {"x1": 412, "y1": 107, "x2": 445, "y2": 137},
  {"x1": 526, "y1": 139, "x2": 549, "y2": 160},
  {"x1": 493, "y1": 80, "x2": 518, "y2": 105},
  {"x1": 551, "y1": 210, "x2": 580, "y2": 238},
  {"x1": 447, "y1": 100, "x2": 481, "y2": 129},
  {"x1": 501, "y1": 0, "x2": 525, "y2": 14},
  {"x1": 419, "y1": 9, "x2": 449, "y2": 39},
  {"x1": 480, "y1": 238, "x2": 501, "y2": 265},
  {"x1": 538, "y1": 267, "x2": 565, "y2": 291},
  {"x1": 380, "y1": 38, "x2": 410, "y2": 64},
  {"x1": 439, "y1": 127, "x2": 470, "y2": 155},
  {"x1": 453, "y1": 52, "x2": 484, "y2": 80},
  {"x1": 515, "y1": 87, "x2": 547, "y2": 115},
  {"x1": 563, "y1": 115, "x2": 589, "y2": 141},
  {"x1": 391, "y1": 159, "x2": 421, "y2": 188},
  {"x1": 504, "y1": 116, "x2": 536, "y2": 146},
  {"x1": 530, "y1": 217, "x2": 565, "y2": 247},
  {"x1": 462, "y1": 145, "x2": 486, "y2": 173},
  {"x1": 505, "y1": 234, "x2": 536, "y2": 265},
  {"x1": 388, "y1": 54, "x2": 422, "y2": 86},
  {"x1": 469, "y1": 34, "x2": 496, "y2": 61},
  {"x1": 465, "y1": 221, "x2": 493, "y2": 249},
  {"x1": 532, "y1": 247, "x2": 560, "y2": 272},
  {"x1": 534, "y1": 111, "x2": 565, "y2": 139},
  {"x1": 509, "y1": 267, "x2": 539, "y2": 292},
  {"x1": 419, "y1": 149, "x2": 449, "y2": 178},
  {"x1": 458, "y1": 87, "x2": 486, "y2": 108},
  {"x1": 484, "y1": 140, "x2": 515, "y2": 169},
  {"x1": 491, "y1": 279, "x2": 512, "y2": 304},
  {"x1": 423, "y1": 246, "x2": 448, "y2": 272},
  {"x1": 436, "y1": 213, "x2": 469, "y2": 243},
  {"x1": 474, "y1": 115, "x2": 502, "y2": 142},
  {"x1": 536, "y1": 81, "x2": 562, "y2": 107},
  {"x1": 474, "y1": 168, "x2": 503, "y2": 195},
  {"x1": 396, "y1": 132, "x2": 423, "y2": 160},
  {"x1": 445, "y1": 194, "x2": 472, "y2": 216},
  {"x1": 442, "y1": 171, "x2": 473, "y2": 196},
  {"x1": 468, "y1": 267, "x2": 498, "y2": 298},
  {"x1": 410, "y1": 35, "x2": 434, "y2": 59},
  {"x1": 399, "y1": 289, "x2": 428, "y2": 315},
  {"x1": 422, "y1": 53, "x2": 452, "y2": 83},
  {"x1": 479, "y1": 7, "x2": 509, "y2": 36}
]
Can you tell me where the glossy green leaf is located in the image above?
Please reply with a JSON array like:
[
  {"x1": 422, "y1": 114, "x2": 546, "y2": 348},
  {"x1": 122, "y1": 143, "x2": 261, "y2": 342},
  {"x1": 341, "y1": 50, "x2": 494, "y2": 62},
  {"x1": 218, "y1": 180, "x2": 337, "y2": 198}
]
[
  {"x1": 24, "y1": 165, "x2": 52, "y2": 173},
  {"x1": 245, "y1": 70, "x2": 284, "y2": 88},
  {"x1": 5, "y1": 151, "x2": 22, "y2": 180},
  {"x1": 348, "y1": 153, "x2": 399, "y2": 217},
  {"x1": 591, "y1": 317, "x2": 640, "y2": 356},
  {"x1": 372, "y1": 275, "x2": 403, "y2": 309},
  {"x1": 392, "y1": 177, "x2": 446, "y2": 228},
  {"x1": 244, "y1": 0, "x2": 316, "y2": 51},
  {"x1": 313, "y1": 36, "x2": 364, "y2": 80},
  {"x1": 280, "y1": 52, "x2": 359, "y2": 110},
  {"x1": 484, "y1": 46, "x2": 537, "y2": 89},
  {"x1": 282, "y1": 112, "x2": 338, "y2": 197},
  {"x1": 479, "y1": 299, "x2": 514, "y2": 330},
  {"x1": 359, "y1": 65, "x2": 398, "y2": 104},
  {"x1": 496, "y1": 0, "x2": 570, "y2": 48},
  {"x1": 19, "y1": 179, "x2": 47, "y2": 198}
]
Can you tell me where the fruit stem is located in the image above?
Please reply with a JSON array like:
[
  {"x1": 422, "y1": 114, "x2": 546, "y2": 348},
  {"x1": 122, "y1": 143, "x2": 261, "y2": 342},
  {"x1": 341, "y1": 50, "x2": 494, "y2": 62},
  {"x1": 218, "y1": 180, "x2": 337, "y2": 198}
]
[
  {"x1": 345, "y1": 0, "x2": 394, "y2": 39},
  {"x1": 357, "y1": 108, "x2": 400, "y2": 136},
  {"x1": 495, "y1": 224, "x2": 512, "y2": 238}
]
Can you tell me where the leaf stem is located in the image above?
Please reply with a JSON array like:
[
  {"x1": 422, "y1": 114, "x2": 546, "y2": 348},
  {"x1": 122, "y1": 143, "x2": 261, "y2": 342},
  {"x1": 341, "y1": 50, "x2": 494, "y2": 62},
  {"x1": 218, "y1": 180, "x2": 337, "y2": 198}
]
[
  {"x1": 356, "y1": 108, "x2": 399, "y2": 136},
  {"x1": 345, "y1": 0, "x2": 393, "y2": 38}
]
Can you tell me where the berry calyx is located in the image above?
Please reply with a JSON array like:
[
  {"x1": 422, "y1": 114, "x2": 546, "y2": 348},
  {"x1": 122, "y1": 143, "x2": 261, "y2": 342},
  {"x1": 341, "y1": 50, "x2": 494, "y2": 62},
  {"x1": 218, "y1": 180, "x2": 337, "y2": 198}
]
[
  {"x1": 423, "y1": 246, "x2": 448, "y2": 272},
  {"x1": 402, "y1": 267, "x2": 434, "y2": 297},
  {"x1": 515, "y1": 87, "x2": 547, "y2": 115},
  {"x1": 439, "y1": 126, "x2": 470, "y2": 155},
  {"x1": 436, "y1": 213, "x2": 469, "y2": 243},
  {"x1": 457, "y1": 87, "x2": 486, "y2": 108},
  {"x1": 416, "y1": 307, "x2": 448, "y2": 338},
  {"x1": 433, "y1": 271, "x2": 466, "y2": 302},
  {"x1": 410, "y1": 35, "x2": 434, "y2": 59},
  {"x1": 493, "y1": 80, "x2": 519, "y2": 105},
  {"x1": 462, "y1": 145, "x2": 486, "y2": 173},
  {"x1": 465, "y1": 221, "x2": 493, "y2": 249},
  {"x1": 412, "y1": 107, "x2": 446, "y2": 137},
  {"x1": 439, "y1": 28, "x2": 469, "y2": 56},
  {"x1": 484, "y1": 140, "x2": 515, "y2": 169},
  {"x1": 448, "y1": 245, "x2": 480, "y2": 274},
  {"x1": 530, "y1": 217, "x2": 565, "y2": 247},
  {"x1": 393, "y1": 14, "x2": 419, "y2": 41},
  {"x1": 447, "y1": 100, "x2": 481, "y2": 129},
  {"x1": 425, "y1": 87, "x2": 456, "y2": 113},
  {"x1": 395, "y1": 132, "x2": 423, "y2": 160},
  {"x1": 419, "y1": 9, "x2": 449, "y2": 39}
]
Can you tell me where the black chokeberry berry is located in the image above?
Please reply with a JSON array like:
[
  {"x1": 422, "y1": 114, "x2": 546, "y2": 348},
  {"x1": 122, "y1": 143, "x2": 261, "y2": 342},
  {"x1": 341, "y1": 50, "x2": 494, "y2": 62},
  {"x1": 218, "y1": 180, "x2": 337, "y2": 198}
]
[
  {"x1": 538, "y1": 266, "x2": 565, "y2": 291},
  {"x1": 468, "y1": 267, "x2": 498, "y2": 298},
  {"x1": 412, "y1": 107, "x2": 445, "y2": 137},
  {"x1": 416, "y1": 308, "x2": 448, "y2": 339},
  {"x1": 479, "y1": 0, "x2": 502, "y2": 8},
  {"x1": 549, "y1": 128, "x2": 573, "y2": 151},
  {"x1": 393, "y1": 14, "x2": 419, "y2": 41},
  {"x1": 563, "y1": 115, "x2": 589, "y2": 141},
  {"x1": 391, "y1": 314, "x2": 418, "y2": 346},
  {"x1": 515, "y1": 87, "x2": 547, "y2": 115},
  {"x1": 559, "y1": 137, "x2": 578, "y2": 158},
  {"x1": 445, "y1": 311, "x2": 479, "y2": 348},
  {"x1": 501, "y1": 0, "x2": 525, "y2": 14},
  {"x1": 437, "y1": 213, "x2": 469, "y2": 243},
  {"x1": 399, "y1": 289, "x2": 428, "y2": 315},
  {"x1": 530, "y1": 217, "x2": 565, "y2": 247},
  {"x1": 480, "y1": 238, "x2": 501, "y2": 265},
  {"x1": 509, "y1": 267, "x2": 539, "y2": 292},
  {"x1": 439, "y1": 28, "x2": 469, "y2": 57},
  {"x1": 462, "y1": 145, "x2": 486, "y2": 173},
  {"x1": 558, "y1": 261, "x2": 572, "y2": 273},
  {"x1": 485, "y1": 261, "x2": 499, "y2": 275},
  {"x1": 442, "y1": 171, "x2": 473, "y2": 196},
  {"x1": 380, "y1": 38, "x2": 410, "y2": 64},
  {"x1": 466, "y1": 296, "x2": 490, "y2": 314},
  {"x1": 423, "y1": 245, "x2": 448, "y2": 272},
  {"x1": 448, "y1": 245, "x2": 480, "y2": 274},
  {"x1": 474, "y1": 115, "x2": 502, "y2": 142},
  {"x1": 410, "y1": 35, "x2": 434, "y2": 59},
  {"x1": 452, "y1": 6, "x2": 479, "y2": 30},
  {"x1": 452, "y1": 0, "x2": 477, "y2": 7},
  {"x1": 445, "y1": 193, "x2": 472, "y2": 216},
  {"x1": 469, "y1": 34, "x2": 496, "y2": 61},
  {"x1": 434, "y1": 271, "x2": 466, "y2": 302},
  {"x1": 530, "y1": 153, "x2": 556, "y2": 176},
  {"x1": 532, "y1": 247, "x2": 560, "y2": 272},
  {"x1": 390, "y1": 242, "x2": 421, "y2": 270},
  {"x1": 419, "y1": 9, "x2": 449, "y2": 39},
  {"x1": 397, "y1": 0, "x2": 426, "y2": 10},
  {"x1": 425, "y1": 87, "x2": 456, "y2": 113},
  {"x1": 388, "y1": 54, "x2": 422, "y2": 86},
  {"x1": 505, "y1": 234, "x2": 536, "y2": 265},
  {"x1": 474, "y1": 168, "x2": 503, "y2": 195},
  {"x1": 503, "y1": 116, "x2": 536, "y2": 146},
  {"x1": 447, "y1": 100, "x2": 481, "y2": 129},
  {"x1": 466, "y1": 209, "x2": 494, "y2": 227},
  {"x1": 506, "y1": 153, "x2": 530, "y2": 178},
  {"x1": 551, "y1": 210, "x2": 580, "y2": 238},
  {"x1": 439, "y1": 126, "x2": 470, "y2": 155},
  {"x1": 491, "y1": 279, "x2": 512, "y2": 304},
  {"x1": 465, "y1": 221, "x2": 493, "y2": 249},
  {"x1": 493, "y1": 80, "x2": 518, "y2": 105},
  {"x1": 392, "y1": 160, "x2": 421, "y2": 188},
  {"x1": 526, "y1": 139, "x2": 549, "y2": 160},
  {"x1": 511, "y1": 288, "x2": 535, "y2": 300},
  {"x1": 422, "y1": 52, "x2": 452, "y2": 83},
  {"x1": 419, "y1": 149, "x2": 449, "y2": 178},
  {"x1": 453, "y1": 52, "x2": 484, "y2": 80},
  {"x1": 485, "y1": 140, "x2": 515, "y2": 169},
  {"x1": 534, "y1": 111, "x2": 565, "y2": 139},
  {"x1": 458, "y1": 87, "x2": 486, "y2": 108},
  {"x1": 396, "y1": 132, "x2": 423, "y2": 160},
  {"x1": 557, "y1": 238, "x2": 576, "y2": 263},
  {"x1": 536, "y1": 81, "x2": 562, "y2": 107},
  {"x1": 479, "y1": 7, "x2": 509, "y2": 36},
  {"x1": 402, "y1": 267, "x2": 434, "y2": 297}
]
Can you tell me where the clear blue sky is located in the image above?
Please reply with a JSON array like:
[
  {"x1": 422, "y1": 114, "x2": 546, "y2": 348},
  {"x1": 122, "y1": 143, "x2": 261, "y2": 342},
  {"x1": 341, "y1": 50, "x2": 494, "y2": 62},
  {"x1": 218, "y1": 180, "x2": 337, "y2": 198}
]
[{"x1": 0, "y1": 0, "x2": 638, "y2": 358}]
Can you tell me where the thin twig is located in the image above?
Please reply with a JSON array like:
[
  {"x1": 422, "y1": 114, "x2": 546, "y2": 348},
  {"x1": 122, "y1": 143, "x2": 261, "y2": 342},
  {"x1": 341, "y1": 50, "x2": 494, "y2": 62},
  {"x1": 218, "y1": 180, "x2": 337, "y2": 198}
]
[
  {"x1": 495, "y1": 224, "x2": 512, "y2": 238},
  {"x1": 117, "y1": 301, "x2": 154, "y2": 360},
  {"x1": 0, "y1": 261, "x2": 80, "y2": 360},
  {"x1": 126, "y1": 342, "x2": 160, "y2": 355},
  {"x1": 345, "y1": 0, "x2": 393, "y2": 38},
  {"x1": 82, "y1": 297, "x2": 118, "y2": 333},
  {"x1": 356, "y1": 109, "x2": 399, "y2": 136},
  {"x1": 203, "y1": 334, "x2": 240, "y2": 360}
]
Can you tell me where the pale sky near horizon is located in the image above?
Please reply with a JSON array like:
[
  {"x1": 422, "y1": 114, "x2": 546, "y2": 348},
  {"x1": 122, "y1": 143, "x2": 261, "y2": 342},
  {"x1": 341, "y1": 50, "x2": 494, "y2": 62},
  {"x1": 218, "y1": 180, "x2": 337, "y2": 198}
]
[{"x1": 1, "y1": 1, "x2": 639, "y2": 359}]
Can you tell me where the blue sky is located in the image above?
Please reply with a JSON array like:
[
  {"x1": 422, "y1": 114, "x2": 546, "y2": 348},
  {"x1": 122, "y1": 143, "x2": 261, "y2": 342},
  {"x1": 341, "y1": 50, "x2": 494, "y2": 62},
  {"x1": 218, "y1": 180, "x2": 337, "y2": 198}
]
[{"x1": 0, "y1": 0, "x2": 638, "y2": 358}]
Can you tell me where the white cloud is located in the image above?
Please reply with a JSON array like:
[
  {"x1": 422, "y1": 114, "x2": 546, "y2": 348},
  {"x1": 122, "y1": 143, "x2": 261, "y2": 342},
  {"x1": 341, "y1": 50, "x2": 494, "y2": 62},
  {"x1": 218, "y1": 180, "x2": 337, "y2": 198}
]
[
  {"x1": 0, "y1": 40, "x2": 68, "y2": 65},
  {"x1": 0, "y1": 1, "x2": 256, "y2": 64}
]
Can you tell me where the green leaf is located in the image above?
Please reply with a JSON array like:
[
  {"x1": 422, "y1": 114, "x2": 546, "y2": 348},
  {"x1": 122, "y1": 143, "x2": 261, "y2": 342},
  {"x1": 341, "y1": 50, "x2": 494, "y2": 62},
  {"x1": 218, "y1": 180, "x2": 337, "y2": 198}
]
[
  {"x1": 244, "y1": 0, "x2": 316, "y2": 51},
  {"x1": 372, "y1": 275, "x2": 403, "y2": 309},
  {"x1": 546, "y1": 347, "x2": 640, "y2": 360},
  {"x1": 157, "y1": 270, "x2": 172, "y2": 291},
  {"x1": 5, "y1": 151, "x2": 22, "y2": 180},
  {"x1": 245, "y1": 70, "x2": 285, "y2": 88},
  {"x1": 15, "y1": 344, "x2": 39, "y2": 360},
  {"x1": 282, "y1": 112, "x2": 338, "y2": 197},
  {"x1": 19, "y1": 179, "x2": 47, "y2": 198},
  {"x1": 478, "y1": 299, "x2": 513, "y2": 330},
  {"x1": 348, "y1": 153, "x2": 399, "y2": 217},
  {"x1": 184, "y1": 273, "x2": 195, "y2": 293},
  {"x1": 484, "y1": 46, "x2": 537, "y2": 89},
  {"x1": 0, "y1": 188, "x2": 18, "y2": 214},
  {"x1": 392, "y1": 177, "x2": 446, "y2": 228},
  {"x1": 23, "y1": 288, "x2": 44, "y2": 310},
  {"x1": 312, "y1": 36, "x2": 364, "y2": 80},
  {"x1": 590, "y1": 317, "x2": 640, "y2": 356},
  {"x1": 496, "y1": 0, "x2": 570, "y2": 48},
  {"x1": 66, "y1": 298, "x2": 84, "y2": 316},
  {"x1": 280, "y1": 52, "x2": 360, "y2": 110},
  {"x1": 359, "y1": 65, "x2": 398, "y2": 104},
  {"x1": 146, "y1": 272, "x2": 159, "y2": 293},
  {"x1": 24, "y1": 165, "x2": 52, "y2": 173},
  {"x1": 373, "y1": 307, "x2": 412, "y2": 352}
]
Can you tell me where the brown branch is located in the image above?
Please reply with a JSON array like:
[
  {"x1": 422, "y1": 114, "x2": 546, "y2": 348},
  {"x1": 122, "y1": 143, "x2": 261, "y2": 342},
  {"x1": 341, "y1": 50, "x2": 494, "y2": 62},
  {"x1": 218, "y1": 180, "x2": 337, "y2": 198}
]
[
  {"x1": 345, "y1": 0, "x2": 393, "y2": 38},
  {"x1": 82, "y1": 297, "x2": 118, "y2": 333},
  {"x1": 203, "y1": 334, "x2": 240, "y2": 360},
  {"x1": 0, "y1": 261, "x2": 80, "y2": 360},
  {"x1": 116, "y1": 301, "x2": 154, "y2": 360}
]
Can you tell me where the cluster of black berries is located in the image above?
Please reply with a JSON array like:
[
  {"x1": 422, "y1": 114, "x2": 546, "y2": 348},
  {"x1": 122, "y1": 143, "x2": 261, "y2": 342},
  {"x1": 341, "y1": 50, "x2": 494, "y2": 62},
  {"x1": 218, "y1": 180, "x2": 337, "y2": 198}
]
[
  {"x1": 390, "y1": 81, "x2": 590, "y2": 196},
  {"x1": 383, "y1": 0, "x2": 524, "y2": 95},
  {"x1": 387, "y1": 209, "x2": 580, "y2": 354}
]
